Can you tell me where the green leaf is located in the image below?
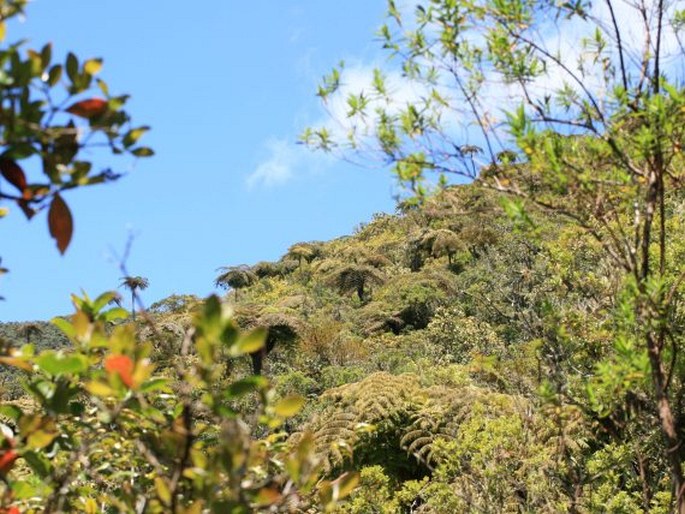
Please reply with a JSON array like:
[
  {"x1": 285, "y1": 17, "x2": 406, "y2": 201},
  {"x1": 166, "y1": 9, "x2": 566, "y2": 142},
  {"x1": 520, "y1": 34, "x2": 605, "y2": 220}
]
[
  {"x1": 22, "y1": 451, "x2": 51, "y2": 478},
  {"x1": 500, "y1": 197, "x2": 535, "y2": 230},
  {"x1": 36, "y1": 352, "x2": 88, "y2": 376},
  {"x1": 52, "y1": 316, "x2": 75, "y2": 339},
  {"x1": 46, "y1": 64, "x2": 62, "y2": 86},
  {"x1": 107, "y1": 94, "x2": 130, "y2": 110},
  {"x1": 12, "y1": 479, "x2": 42, "y2": 500},
  {"x1": 131, "y1": 146, "x2": 154, "y2": 157},
  {"x1": 96, "y1": 78, "x2": 109, "y2": 96},
  {"x1": 26, "y1": 428, "x2": 57, "y2": 449},
  {"x1": 82, "y1": 498, "x2": 99, "y2": 514},
  {"x1": 103, "y1": 307, "x2": 129, "y2": 322},
  {"x1": 49, "y1": 381, "x2": 79, "y2": 414},
  {"x1": 140, "y1": 378, "x2": 171, "y2": 393},
  {"x1": 85, "y1": 381, "x2": 114, "y2": 397},
  {"x1": 274, "y1": 395, "x2": 304, "y2": 417},
  {"x1": 155, "y1": 477, "x2": 172, "y2": 506},
  {"x1": 0, "y1": 404, "x2": 22, "y2": 421},
  {"x1": 319, "y1": 482, "x2": 333, "y2": 507},
  {"x1": 141, "y1": 406, "x2": 167, "y2": 424},
  {"x1": 226, "y1": 376, "x2": 268, "y2": 398},
  {"x1": 92, "y1": 290, "x2": 118, "y2": 313},
  {"x1": 40, "y1": 43, "x2": 52, "y2": 69},
  {"x1": 234, "y1": 327, "x2": 266, "y2": 355},
  {"x1": 4, "y1": 143, "x2": 37, "y2": 160},
  {"x1": 333, "y1": 471, "x2": 360, "y2": 499},
  {"x1": 123, "y1": 126, "x2": 150, "y2": 147},
  {"x1": 66, "y1": 52, "x2": 78, "y2": 82}
]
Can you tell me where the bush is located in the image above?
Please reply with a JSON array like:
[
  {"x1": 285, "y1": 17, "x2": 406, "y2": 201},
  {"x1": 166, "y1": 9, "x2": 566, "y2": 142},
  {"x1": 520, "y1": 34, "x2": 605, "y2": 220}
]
[{"x1": 0, "y1": 292, "x2": 356, "y2": 512}]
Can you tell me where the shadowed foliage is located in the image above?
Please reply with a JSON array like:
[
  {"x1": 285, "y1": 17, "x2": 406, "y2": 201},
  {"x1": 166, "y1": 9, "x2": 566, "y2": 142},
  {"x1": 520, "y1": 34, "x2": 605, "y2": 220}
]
[
  {"x1": 325, "y1": 263, "x2": 386, "y2": 302},
  {"x1": 246, "y1": 310, "x2": 303, "y2": 375}
]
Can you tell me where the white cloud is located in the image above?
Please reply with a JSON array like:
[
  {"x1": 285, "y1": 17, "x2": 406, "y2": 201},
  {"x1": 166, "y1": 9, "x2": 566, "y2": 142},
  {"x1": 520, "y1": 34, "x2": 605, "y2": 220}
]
[
  {"x1": 251, "y1": 1, "x2": 680, "y2": 189},
  {"x1": 246, "y1": 137, "x2": 334, "y2": 189},
  {"x1": 323, "y1": 62, "x2": 431, "y2": 136},
  {"x1": 246, "y1": 62, "x2": 428, "y2": 189},
  {"x1": 246, "y1": 139, "x2": 297, "y2": 189}
]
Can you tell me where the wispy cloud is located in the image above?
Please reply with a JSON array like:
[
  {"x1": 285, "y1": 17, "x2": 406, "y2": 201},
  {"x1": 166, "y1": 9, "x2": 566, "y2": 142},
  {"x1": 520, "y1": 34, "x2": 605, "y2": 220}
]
[
  {"x1": 246, "y1": 137, "x2": 333, "y2": 189},
  {"x1": 246, "y1": 61, "x2": 425, "y2": 189},
  {"x1": 249, "y1": 1, "x2": 683, "y2": 190},
  {"x1": 321, "y1": 62, "x2": 432, "y2": 138},
  {"x1": 246, "y1": 139, "x2": 298, "y2": 189}
]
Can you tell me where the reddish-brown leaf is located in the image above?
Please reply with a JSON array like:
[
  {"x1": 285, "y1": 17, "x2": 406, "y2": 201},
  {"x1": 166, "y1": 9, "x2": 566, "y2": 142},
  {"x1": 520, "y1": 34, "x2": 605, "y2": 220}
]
[
  {"x1": 66, "y1": 98, "x2": 108, "y2": 118},
  {"x1": 47, "y1": 194, "x2": 73, "y2": 254},
  {"x1": 0, "y1": 449, "x2": 17, "y2": 476},
  {"x1": 17, "y1": 199, "x2": 36, "y2": 220},
  {"x1": 104, "y1": 355, "x2": 134, "y2": 388},
  {"x1": 0, "y1": 159, "x2": 26, "y2": 193}
]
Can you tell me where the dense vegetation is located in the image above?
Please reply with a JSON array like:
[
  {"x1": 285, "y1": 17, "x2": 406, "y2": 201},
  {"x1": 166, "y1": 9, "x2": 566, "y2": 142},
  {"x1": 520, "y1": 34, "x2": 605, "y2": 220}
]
[
  {"x1": 3, "y1": 182, "x2": 683, "y2": 511},
  {"x1": 3, "y1": 0, "x2": 685, "y2": 511},
  {"x1": 199, "y1": 184, "x2": 685, "y2": 512}
]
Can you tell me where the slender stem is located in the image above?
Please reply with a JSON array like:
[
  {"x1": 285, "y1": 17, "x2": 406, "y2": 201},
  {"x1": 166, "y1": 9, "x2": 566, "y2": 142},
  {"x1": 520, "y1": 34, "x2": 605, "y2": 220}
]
[
  {"x1": 605, "y1": 0, "x2": 629, "y2": 92},
  {"x1": 654, "y1": 0, "x2": 665, "y2": 94}
]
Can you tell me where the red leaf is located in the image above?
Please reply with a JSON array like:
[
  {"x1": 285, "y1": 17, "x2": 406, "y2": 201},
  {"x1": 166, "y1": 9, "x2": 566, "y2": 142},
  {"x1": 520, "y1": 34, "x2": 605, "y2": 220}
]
[
  {"x1": 0, "y1": 449, "x2": 17, "y2": 476},
  {"x1": 66, "y1": 98, "x2": 108, "y2": 118},
  {"x1": 104, "y1": 355, "x2": 134, "y2": 388},
  {"x1": 0, "y1": 159, "x2": 26, "y2": 193},
  {"x1": 47, "y1": 194, "x2": 73, "y2": 254}
]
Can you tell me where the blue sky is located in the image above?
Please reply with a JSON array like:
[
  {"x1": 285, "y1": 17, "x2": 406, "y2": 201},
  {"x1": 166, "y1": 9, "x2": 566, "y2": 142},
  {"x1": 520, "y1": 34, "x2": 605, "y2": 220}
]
[{"x1": 0, "y1": 0, "x2": 404, "y2": 321}]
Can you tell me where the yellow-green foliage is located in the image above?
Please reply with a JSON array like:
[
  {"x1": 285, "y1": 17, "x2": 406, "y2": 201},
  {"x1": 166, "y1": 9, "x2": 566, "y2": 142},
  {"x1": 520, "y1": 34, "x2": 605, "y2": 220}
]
[
  {"x1": 5, "y1": 180, "x2": 678, "y2": 511},
  {"x1": 6, "y1": 0, "x2": 685, "y2": 508},
  {"x1": 190, "y1": 181, "x2": 677, "y2": 510},
  {"x1": 303, "y1": 370, "x2": 570, "y2": 512},
  {"x1": 0, "y1": 293, "x2": 358, "y2": 512}
]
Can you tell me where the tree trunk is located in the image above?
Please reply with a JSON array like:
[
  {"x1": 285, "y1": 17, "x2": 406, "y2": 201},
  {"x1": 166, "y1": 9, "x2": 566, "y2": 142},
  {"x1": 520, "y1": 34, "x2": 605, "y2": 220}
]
[
  {"x1": 250, "y1": 349, "x2": 265, "y2": 375},
  {"x1": 646, "y1": 334, "x2": 685, "y2": 510},
  {"x1": 131, "y1": 289, "x2": 136, "y2": 321},
  {"x1": 642, "y1": 165, "x2": 685, "y2": 511}
]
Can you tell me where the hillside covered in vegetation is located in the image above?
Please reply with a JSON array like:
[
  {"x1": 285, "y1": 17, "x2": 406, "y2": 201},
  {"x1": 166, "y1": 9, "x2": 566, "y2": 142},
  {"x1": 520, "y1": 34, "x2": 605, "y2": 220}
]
[
  {"x1": 206, "y1": 183, "x2": 673, "y2": 512},
  {"x1": 3, "y1": 182, "x2": 673, "y2": 512},
  {"x1": 3, "y1": 0, "x2": 685, "y2": 510}
]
